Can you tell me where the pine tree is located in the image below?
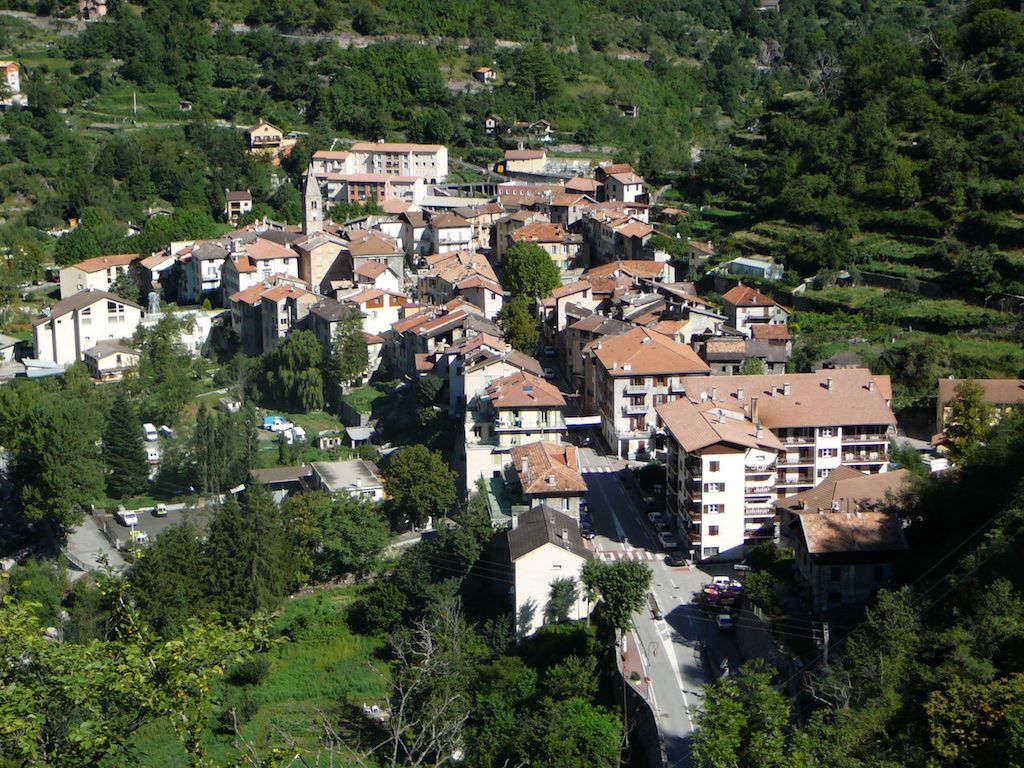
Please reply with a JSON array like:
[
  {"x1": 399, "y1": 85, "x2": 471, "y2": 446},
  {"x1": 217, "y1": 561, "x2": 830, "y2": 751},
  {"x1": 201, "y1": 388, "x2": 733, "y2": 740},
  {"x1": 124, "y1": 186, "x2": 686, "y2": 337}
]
[{"x1": 103, "y1": 391, "x2": 149, "y2": 500}]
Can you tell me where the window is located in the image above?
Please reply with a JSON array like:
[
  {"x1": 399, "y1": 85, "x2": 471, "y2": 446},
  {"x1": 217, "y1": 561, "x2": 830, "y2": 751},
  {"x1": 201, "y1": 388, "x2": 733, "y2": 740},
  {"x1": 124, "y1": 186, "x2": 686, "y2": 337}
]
[
  {"x1": 817, "y1": 469, "x2": 831, "y2": 479},
  {"x1": 703, "y1": 547, "x2": 719, "y2": 557},
  {"x1": 873, "y1": 566, "x2": 884, "y2": 583},
  {"x1": 630, "y1": 376, "x2": 645, "y2": 386},
  {"x1": 705, "y1": 504, "x2": 723, "y2": 514},
  {"x1": 818, "y1": 448, "x2": 838, "y2": 458},
  {"x1": 708, "y1": 525, "x2": 720, "y2": 536},
  {"x1": 819, "y1": 427, "x2": 834, "y2": 438},
  {"x1": 709, "y1": 461, "x2": 720, "y2": 472},
  {"x1": 830, "y1": 567, "x2": 841, "y2": 582},
  {"x1": 654, "y1": 375, "x2": 667, "y2": 386},
  {"x1": 704, "y1": 483, "x2": 724, "y2": 493}
]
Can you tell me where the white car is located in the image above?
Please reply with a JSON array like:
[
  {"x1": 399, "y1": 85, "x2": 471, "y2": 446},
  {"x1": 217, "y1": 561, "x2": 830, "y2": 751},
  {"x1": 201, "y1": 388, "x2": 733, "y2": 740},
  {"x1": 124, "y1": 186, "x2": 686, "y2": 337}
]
[
  {"x1": 542, "y1": 367, "x2": 555, "y2": 379},
  {"x1": 142, "y1": 422, "x2": 158, "y2": 442},
  {"x1": 269, "y1": 420, "x2": 295, "y2": 433},
  {"x1": 658, "y1": 531, "x2": 679, "y2": 550}
]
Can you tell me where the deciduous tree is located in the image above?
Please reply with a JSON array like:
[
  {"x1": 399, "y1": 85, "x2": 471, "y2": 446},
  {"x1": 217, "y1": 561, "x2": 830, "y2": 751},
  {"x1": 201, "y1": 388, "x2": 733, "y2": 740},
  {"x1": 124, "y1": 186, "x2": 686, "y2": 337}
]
[
  {"x1": 946, "y1": 378, "x2": 993, "y2": 461},
  {"x1": 384, "y1": 444, "x2": 456, "y2": 529},
  {"x1": 504, "y1": 241, "x2": 560, "y2": 300},
  {"x1": 580, "y1": 559, "x2": 651, "y2": 634},
  {"x1": 497, "y1": 295, "x2": 540, "y2": 353}
]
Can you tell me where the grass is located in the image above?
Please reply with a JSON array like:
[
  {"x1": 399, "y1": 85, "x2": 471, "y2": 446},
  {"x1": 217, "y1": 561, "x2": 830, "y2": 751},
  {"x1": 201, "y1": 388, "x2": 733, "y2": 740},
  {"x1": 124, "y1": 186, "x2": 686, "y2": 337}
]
[
  {"x1": 343, "y1": 385, "x2": 386, "y2": 415},
  {"x1": 128, "y1": 588, "x2": 388, "y2": 765}
]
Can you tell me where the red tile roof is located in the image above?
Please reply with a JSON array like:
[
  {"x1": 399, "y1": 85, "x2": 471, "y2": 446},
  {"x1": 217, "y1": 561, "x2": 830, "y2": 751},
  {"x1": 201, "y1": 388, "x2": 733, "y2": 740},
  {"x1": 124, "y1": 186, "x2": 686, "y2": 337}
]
[
  {"x1": 510, "y1": 441, "x2": 588, "y2": 495},
  {"x1": 591, "y1": 326, "x2": 710, "y2": 376}
]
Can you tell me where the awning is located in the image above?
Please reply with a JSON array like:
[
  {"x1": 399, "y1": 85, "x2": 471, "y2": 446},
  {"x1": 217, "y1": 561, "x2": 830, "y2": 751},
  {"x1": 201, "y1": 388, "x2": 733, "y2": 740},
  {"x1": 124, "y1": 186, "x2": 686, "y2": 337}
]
[{"x1": 565, "y1": 416, "x2": 601, "y2": 427}]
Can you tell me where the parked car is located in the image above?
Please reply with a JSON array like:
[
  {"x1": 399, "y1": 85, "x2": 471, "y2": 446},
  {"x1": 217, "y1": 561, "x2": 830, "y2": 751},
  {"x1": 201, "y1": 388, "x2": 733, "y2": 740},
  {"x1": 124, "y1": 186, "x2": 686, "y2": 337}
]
[
  {"x1": 658, "y1": 531, "x2": 679, "y2": 550},
  {"x1": 142, "y1": 422, "x2": 158, "y2": 442},
  {"x1": 543, "y1": 345, "x2": 555, "y2": 356},
  {"x1": 665, "y1": 552, "x2": 687, "y2": 567},
  {"x1": 717, "y1": 614, "x2": 735, "y2": 632},
  {"x1": 580, "y1": 521, "x2": 596, "y2": 540},
  {"x1": 648, "y1": 511, "x2": 664, "y2": 526},
  {"x1": 118, "y1": 510, "x2": 139, "y2": 527},
  {"x1": 542, "y1": 366, "x2": 555, "y2": 379},
  {"x1": 153, "y1": 503, "x2": 167, "y2": 517},
  {"x1": 643, "y1": 495, "x2": 660, "y2": 512}
]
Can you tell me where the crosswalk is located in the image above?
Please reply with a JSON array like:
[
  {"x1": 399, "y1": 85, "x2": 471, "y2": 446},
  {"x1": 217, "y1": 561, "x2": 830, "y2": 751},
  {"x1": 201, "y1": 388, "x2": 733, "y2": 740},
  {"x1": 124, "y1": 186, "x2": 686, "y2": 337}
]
[
  {"x1": 594, "y1": 548, "x2": 660, "y2": 562},
  {"x1": 580, "y1": 465, "x2": 621, "y2": 475}
]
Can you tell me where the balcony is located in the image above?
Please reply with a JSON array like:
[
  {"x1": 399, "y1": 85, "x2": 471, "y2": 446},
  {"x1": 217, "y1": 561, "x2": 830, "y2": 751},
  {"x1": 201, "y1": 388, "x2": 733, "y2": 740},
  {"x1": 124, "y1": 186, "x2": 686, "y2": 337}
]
[
  {"x1": 779, "y1": 453, "x2": 813, "y2": 466},
  {"x1": 745, "y1": 506, "x2": 774, "y2": 518},
  {"x1": 745, "y1": 484, "x2": 774, "y2": 496},
  {"x1": 778, "y1": 475, "x2": 814, "y2": 487},
  {"x1": 494, "y1": 418, "x2": 524, "y2": 430},
  {"x1": 844, "y1": 451, "x2": 884, "y2": 463},
  {"x1": 622, "y1": 403, "x2": 648, "y2": 416},
  {"x1": 669, "y1": 380, "x2": 687, "y2": 393},
  {"x1": 624, "y1": 384, "x2": 649, "y2": 396},
  {"x1": 784, "y1": 433, "x2": 814, "y2": 445}
]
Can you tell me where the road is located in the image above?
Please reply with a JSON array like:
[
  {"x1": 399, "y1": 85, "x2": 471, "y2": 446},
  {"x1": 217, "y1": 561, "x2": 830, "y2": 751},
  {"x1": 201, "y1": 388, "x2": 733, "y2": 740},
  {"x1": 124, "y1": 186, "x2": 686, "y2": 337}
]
[{"x1": 581, "y1": 465, "x2": 743, "y2": 768}]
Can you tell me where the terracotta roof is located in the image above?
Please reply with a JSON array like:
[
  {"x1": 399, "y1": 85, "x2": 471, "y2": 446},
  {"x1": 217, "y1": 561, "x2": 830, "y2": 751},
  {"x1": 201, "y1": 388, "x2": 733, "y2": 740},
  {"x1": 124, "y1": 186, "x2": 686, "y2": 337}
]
[
  {"x1": 936, "y1": 378, "x2": 1024, "y2": 408},
  {"x1": 140, "y1": 253, "x2": 174, "y2": 269},
  {"x1": 65, "y1": 253, "x2": 137, "y2": 273},
  {"x1": 751, "y1": 324, "x2": 791, "y2": 340},
  {"x1": 32, "y1": 289, "x2": 141, "y2": 326},
  {"x1": 354, "y1": 260, "x2": 393, "y2": 279},
  {"x1": 565, "y1": 177, "x2": 602, "y2": 192},
  {"x1": 347, "y1": 232, "x2": 402, "y2": 256},
  {"x1": 344, "y1": 287, "x2": 407, "y2": 305},
  {"x1": 775, "y1": 467, "x2": 910, "y2": 517},
  {"x1": 615, "y1": 220, "x2": 654, "y2": 238},
  {"x1": 591, "y1": 326, "x2": 710, "y2": 376},
  {"x1": 656, "y1": 396, "x2": 785, "y2": 454},
  {"x1": 391, "y1": 309, "x2": 437, "y2": 334},
  {"x1": 246, "y1": 120, "x2": 281, "y2": 134},
  {"x1": 229, "y1": 254, "x2": 257, "y2": 273},
  {"x1": 225, "y1": 190, "x2": 252, "y2": 202},
  {"x1": 505, "y1": 149, "x2": 545, "y2": 161},
  {"x1": 546, "y1": 193, "x2": 594, "y2": 207},
  {"x1": 722, "y1": 283, "x2": 784, "y2": 309},
  {"x1": 549, "y1": 280, "x2": 592, "y2": 300},
  {"x1": 456, "y1": 275, "x2": 504, "y2": 293},
  {"x1": 598, "y1": 163, "x2": 636, "y2": 176},
  {"x1": 430, "y1": 213, "x2": 471, "y2": 229},
  {"x1": 797, "y1": 506, "x2": 908, "y2": 555},
  {"x1": 510, "y1": 221, "x2": 578, "y2": 244},
  {"x1": 608, "y1": 171, "x2": 644, "y2": 184},
  {"x1": 696, "y1": 370, "x2": 897, "y2": 428},
  {"x1": 349, "y1": 141, "x2": 444, "y2": 152},
  {"x1": 230, "y1": 283, "x2": 273, "y2": 305},
  {"x1": 262, "y1": 284, "x2": 314, "y2": 302},
  {"x1": 248, "y1": 237, "x2": 296, "y2": 260},
  {"x1": 508, "y1": 504, "x2": 591, "y2": 562},
  {"x1": 312, "y1": 150, "x2": 352, "y2": 160},
  {"x1": 510, "y1": 441, "x2": 588, "y2": 495},
  {"x1": 485, "y1": 371, "x2": 566, "y2": 409},
  {"x1": 585, "y1": 260, "x2": 665, "y2": 281},
  {"x1": 415, "y1": 352, "x2": 435, "y2": 373}
]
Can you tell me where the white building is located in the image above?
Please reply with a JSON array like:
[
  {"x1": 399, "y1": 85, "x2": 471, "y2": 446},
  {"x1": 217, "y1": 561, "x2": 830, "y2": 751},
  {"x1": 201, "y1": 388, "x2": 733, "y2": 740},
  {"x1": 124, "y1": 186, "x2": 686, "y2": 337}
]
[
  {"x1": 32, "y1": 290, "x2": 143, "y2": 367},
  {"x1": 721, "y1": 284, "x2": 790, "y2": 337},
  {"x1": 60, "y1": 253, "x2": 137, "y2": 300},
  {"x1": 310, "y1": 459, "x2": 385, "y2": 501},
  {"x1": 0, "y1": 61, "x2": 27, "y2": 107},
  {"x1": 508, "y1": 504, "x2": 592, "y2": 640}
]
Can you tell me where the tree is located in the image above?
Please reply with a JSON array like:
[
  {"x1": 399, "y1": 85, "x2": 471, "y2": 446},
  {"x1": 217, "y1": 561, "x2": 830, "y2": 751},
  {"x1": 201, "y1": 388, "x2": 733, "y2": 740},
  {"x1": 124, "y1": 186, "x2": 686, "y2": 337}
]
[
  {"x1": 497, "y1": 295, "x2": 540, "y2": 353},
  {"x1": 692, "y1": 659, "x2": 791, "y2": 768},
  {"x1": 946, "y1": 379, "x2": 993, "y2": 461},
  {"x1": 326, "y1": 307, "x2": 369, "y2": 392},
  {"x1": 504, "y1": 241, "x2": 560, "y2": 300},
  {"x1": 384, "y1": 444, "x2": 457, "y2": 529},
  {"x1": 109, "y1": 270, "x2": 140, "y2": 304},
  {"x1": 580, "y1": 559, "x2": 652, "y2": 634},
  {"x1": 102, "y1": 390, "x2": 149, "y2": 500},
  {"x1": 128, "y1": 313, "x2": 197, "y2": 427},
  {"x1": 129, "y1": 521, "x2": 208, "y2": 636},
  {"x1": 0, "y1": 581, "x2": 270, "y2": 768},
  {"x1": 11, "y1": 397, "x2": 104, "y2": 538},
  {"x1": 262, "y1": 330, "x2": 324, "y2": 413},
  {"x1": 740, "y1": 356, "x2": 765, "y2": 375}
]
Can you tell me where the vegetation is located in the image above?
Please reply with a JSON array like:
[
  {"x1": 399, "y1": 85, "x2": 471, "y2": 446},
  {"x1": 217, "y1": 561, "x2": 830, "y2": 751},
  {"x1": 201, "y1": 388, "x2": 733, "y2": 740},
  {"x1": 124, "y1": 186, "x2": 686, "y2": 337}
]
[{"x1": 504, "y1": 242, "x2": 561, "y2": 301}]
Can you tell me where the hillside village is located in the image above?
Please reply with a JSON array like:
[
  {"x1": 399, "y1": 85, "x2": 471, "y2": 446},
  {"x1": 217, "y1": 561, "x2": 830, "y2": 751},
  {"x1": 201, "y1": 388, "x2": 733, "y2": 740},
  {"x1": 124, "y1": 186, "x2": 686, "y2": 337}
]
[{"x1": 3, "y1": 0, "x2": 1024, "y2": 757}]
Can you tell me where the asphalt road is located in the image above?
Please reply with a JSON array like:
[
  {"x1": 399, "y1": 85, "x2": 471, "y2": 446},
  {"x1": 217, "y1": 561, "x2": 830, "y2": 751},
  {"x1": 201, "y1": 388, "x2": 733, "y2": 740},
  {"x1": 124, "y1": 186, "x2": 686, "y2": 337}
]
[{"x1": 582, "y1": 468, "x2": 743, "y2": 768}]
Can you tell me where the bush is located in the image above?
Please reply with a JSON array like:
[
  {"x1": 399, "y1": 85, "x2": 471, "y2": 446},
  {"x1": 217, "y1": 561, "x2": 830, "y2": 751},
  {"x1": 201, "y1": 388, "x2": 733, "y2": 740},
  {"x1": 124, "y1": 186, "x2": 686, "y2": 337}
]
[{"x1": 230, "y1": 655, "x2": 271, "y2": 687}]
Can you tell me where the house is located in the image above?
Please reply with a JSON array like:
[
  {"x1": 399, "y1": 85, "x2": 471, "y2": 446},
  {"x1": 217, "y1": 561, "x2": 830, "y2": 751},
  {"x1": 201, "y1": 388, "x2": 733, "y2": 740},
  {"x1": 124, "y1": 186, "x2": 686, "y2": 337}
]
[
  {"x1": 455, "y1": 275, "x2": 505, "y2": 320},
  {"x1": 32, "y1": 290, "x2": 144, "y2": 367},
  {"x1": 580, "y1": 209, "x2": 655, "y2": 264},
  {"x1": 603, "y1": 169, "x2": 646, "y2": 204},
  {"x1": 935, "y1": 378, "x2": 1024, "y2": 434},
  {"x1": 261, "y1": 283, "x2": 318, "y2": 350},
  {"x1": 308, "y1": 297, "x2": 360, "y2": 359},
  {"x1": 687, "y1": 240, "x2": 716, "y2": 274},
  {"x1": 657, "y1": 394, "x2": 786, "y2": 561},
  {"x1": 721, "y1": 284, "x2": 790, "y2": 337},
  {"x1": 246, "y1": 121, "x2": 284, "y2": 150},
  {"x1": 464, "y1": 371, "x2": 568, "y2": 494},
  {"x1": 473, "y1": 66, "x2": 497, "y2": 84},
  {"x1": 508, "y1": 441, "x2": 588, "y2": 519},
  {"x1": 508, "y1": 221, "x2": 584, "y2": 272},
  {"x1": 0, "y1": 332, "x2": 20, "y2": 364},
  {"x1": 310, "y1": 459, "x2": 385, "y2": 501},
  {"x1": 339, "y1": 287, "x2": 409, "y2": 337},
  {"x1": 446, "y1": 335, "x2": 543, "y2": 418},
  {"x1": 504, "y1": 149, "x2": 546, "y2": 174},
  {"x1": 310, "y1": 150, "x2": 355, "y2": 175},
  {"x1": 775, "y1": 467, "x2": 910, "y2": 611},
  {"x1": 342, "y1": 230, "x2": 406, "y2": 286},
  {"x1": 586, "y1": 326, "x2": 712, "y2": 459},
  {"x1": 812, "y1": 350, "x2": 865, "y2": 372},
  {"x1": 508, "y1": 504, "x2": 592, "y2": 640},
  {"x1": 60, "y1": 253, "x2": 137, "y2": 300},
  {"x1": 229, "y1": 282, "x2": 274, "y2": 356},
  {"x1": 565, "y1": 177, "x2": 602, "y2": 197},
  {"x1": 328, "y1": 173, "x2": 426, "y2": 206},
  {"x1": 78, "y1": 0, "x2": 108, "y2": 19},
  {"x1": 348, "y1": 141, "x2": 449, "y2": 184},
  {"x1": 540, "y1": 280, "x2": 600, "y2": 336},
  {"x1": 534, "y1": 193, "x2": 596, "y2": 228},
  {"x1": 249, "y1": 466, "x2": 314, "y2": 504},
  {"x1": 390, "y1": 307, "x2": 501, "y2": 378},
  {"x1": 428, "y1": 213, "x2": 474, "y2": 254},
  {"x1": 452, "y1": 202, "x2": 506, "y2": 251},
  {"x1": 0, "y1": 61, "x2": 27, "y2": 107},
  {"x1": 493, "y1": 210, "x2": 550, "y2": 263},
  {"x1": 418, "y1": 250, "x2": 499, "y2": 307},
  {"x1": 692, "y1": 325, "x2": 790, "y2": 375},
  {"x1": 135, "y1": 252, "x2": 177, "y2": 301},
  {"x1": 353, "y1": 260, "x2": 401, "y2": 293},
  {"x1": 83, "y1": 340, "x2": 138, "y2": 382},
  {"x1": 725, "y1": 255, "x2": 783, "y2": 282},
  {"x1": 225, "y1": 190, "x2": 253, "y2": 223},
  {"x1": 485, "y1": 114, "x2": 503, "y2": 135},
  {"x1": 565, "y1": 313, "x2": 632, "y2": 394}
]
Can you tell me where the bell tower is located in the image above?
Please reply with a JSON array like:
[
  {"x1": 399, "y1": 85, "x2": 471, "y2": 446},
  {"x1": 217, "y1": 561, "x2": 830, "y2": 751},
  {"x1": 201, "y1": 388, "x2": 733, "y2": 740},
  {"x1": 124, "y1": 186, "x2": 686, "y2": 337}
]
[{"x1": 303, "y1": 165, "x2": 323, "y2": 236}]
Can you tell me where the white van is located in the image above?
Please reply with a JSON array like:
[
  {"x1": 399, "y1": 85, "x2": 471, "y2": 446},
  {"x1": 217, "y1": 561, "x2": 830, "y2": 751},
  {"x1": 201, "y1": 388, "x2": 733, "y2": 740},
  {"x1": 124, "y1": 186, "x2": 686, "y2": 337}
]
[
  {"x1": 142, "y1": 423, "x2": 158, "y2": 442},
  {"x1": 118, "y1": 510, "x2": 139, "y2": 526}
]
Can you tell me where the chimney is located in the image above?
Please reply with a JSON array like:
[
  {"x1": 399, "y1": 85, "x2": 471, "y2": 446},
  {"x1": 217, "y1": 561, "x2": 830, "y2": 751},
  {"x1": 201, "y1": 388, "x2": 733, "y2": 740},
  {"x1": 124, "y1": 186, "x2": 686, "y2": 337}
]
[
  {"x1": 771, "y1": 386, "x2": 777, "y2": 398},
  {"x1": 868, "y1": 379, "x2": 875, "y2": 392},
  {"x1": 548, "y1": 474, "x2": 556, "y2": 486},
  {"x1": 521, "y1": 457, "x2": 528, "y2": 474},
  {"x1": 561, "y1": 528, "x2": 569, "y2": 540},
  {"x1": 827, "y1": 376, "x2": 834, "y2": 391},
  {"x1": 711, "y1": 385, "x2": 717, "y2": 401},
  {"x1": 783, "y1": 382, "x2": 791, "y2": 397},
  {"x1": 751, "y1": 396, "x2": 760, "y2": 424},
  {"x1": 756, "y1": 425, "x2": 763, "y2": 439},
  {"x1": 737, "y1": 387, "x2": 744, "y2": 402}
]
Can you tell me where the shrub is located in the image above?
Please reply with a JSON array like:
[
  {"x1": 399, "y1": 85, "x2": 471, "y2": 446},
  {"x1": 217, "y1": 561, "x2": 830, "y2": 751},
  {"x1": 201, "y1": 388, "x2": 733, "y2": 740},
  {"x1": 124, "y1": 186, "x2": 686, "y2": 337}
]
[{"x1": 230, "y1": 655, "x2": 271, "y2": 687}]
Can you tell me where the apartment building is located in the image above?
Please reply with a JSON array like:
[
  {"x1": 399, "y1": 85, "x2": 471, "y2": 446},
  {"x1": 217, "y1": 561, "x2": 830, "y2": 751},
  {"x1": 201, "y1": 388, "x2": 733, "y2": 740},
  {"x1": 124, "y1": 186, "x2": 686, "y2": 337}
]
[
  {"x1": 721, "y1": 284, "x2": 790, "y2": 336},
  {"x1": 657, "y1": 395, "x2": 785, "y2": 561},
  {"x1": 59, "y1": 253, "x2": 137, "y2": 300},
  {"x1": 586, "y1": 326, "x2": 712, "y2": 459},
  {"x1": 657, "y1": 370, "x2": 898, "y2": 561},
  {"x1": 32, "y1": 290, "x2": 144, "y2": 367},
  {"x1": 348, "y1": 142, "x2": 448, "y2": 183}
]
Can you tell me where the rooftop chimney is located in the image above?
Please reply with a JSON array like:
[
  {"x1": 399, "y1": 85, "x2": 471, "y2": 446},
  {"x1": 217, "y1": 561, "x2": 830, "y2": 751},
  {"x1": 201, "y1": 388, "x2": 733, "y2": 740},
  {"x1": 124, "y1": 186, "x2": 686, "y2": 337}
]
[
  {"x1": 751, "y1": 396, "x2": 760, "y2": 424},
  {"x1": 561, "y1": 528, "x2": 569, "y2": 540},
  {"x1": 868, "y1": 379, "x2": 875, "y2": 392},
  {"x1": 711, "y1": 385, "x2": 718, "y2": 401},
  {"x1": 737, "y1": 387, "x2": 744, "y2": 402},
  {"x1": 827, "y1": 376, "x2": 834, "y2": 391},
  {"x1": 783, "y1": 382, "x2": 791, "y2": 397},
  {"x1": 548, "y1": 474, "x2": 556, "y2": 486}
]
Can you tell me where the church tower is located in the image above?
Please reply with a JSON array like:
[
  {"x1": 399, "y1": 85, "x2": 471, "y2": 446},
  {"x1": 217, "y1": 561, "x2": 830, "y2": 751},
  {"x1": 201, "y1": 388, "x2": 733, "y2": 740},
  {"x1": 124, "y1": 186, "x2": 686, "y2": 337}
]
[{"x1": 303, "y1": 165, "x2": 323, "y2": 236}]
